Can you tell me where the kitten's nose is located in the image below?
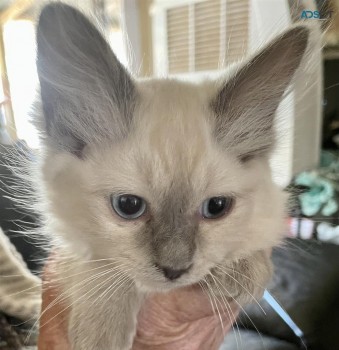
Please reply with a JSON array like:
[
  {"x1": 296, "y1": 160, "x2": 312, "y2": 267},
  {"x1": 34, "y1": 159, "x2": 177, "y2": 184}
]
[{"x1": 159, "y1": 266, "x2": 190, "y2": 280}]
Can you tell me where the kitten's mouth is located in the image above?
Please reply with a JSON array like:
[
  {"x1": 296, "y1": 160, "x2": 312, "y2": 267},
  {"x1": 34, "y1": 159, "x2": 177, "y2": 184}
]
[{"x1": 134, "y1": 263, "x2": 197, "y2": 292}]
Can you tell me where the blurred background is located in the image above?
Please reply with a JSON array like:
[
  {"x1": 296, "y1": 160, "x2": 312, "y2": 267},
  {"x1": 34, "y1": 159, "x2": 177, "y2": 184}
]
[
  {"x1": 0, "y1": 1, "x2": 338, "y2": 350},
  {"x1": 0, "y1": 0, "x2": 338, "y2": 183}
]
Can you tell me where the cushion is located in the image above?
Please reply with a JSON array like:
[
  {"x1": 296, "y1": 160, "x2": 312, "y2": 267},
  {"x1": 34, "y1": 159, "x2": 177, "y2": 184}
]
[
  {"x1": 221, "y1": 330, "x2": 299, "y2": 350},
  {"x1": 238, "y1": 238, "x2": 339, "y2": 349}
]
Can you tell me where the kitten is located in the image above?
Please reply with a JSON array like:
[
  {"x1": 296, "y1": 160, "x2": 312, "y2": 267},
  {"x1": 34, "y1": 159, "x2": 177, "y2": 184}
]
[{"x1": 35, "y1": 3, "x2": 309, "y2": 349}]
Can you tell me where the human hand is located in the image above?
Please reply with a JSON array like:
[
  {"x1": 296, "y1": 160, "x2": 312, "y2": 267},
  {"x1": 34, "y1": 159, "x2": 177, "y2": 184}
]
[
  {"x1": 38, "y1": 259, "x2": 239, "y2": 350},
  {"x1": 133, "y1": 285, "x2": 239, "y2": 350}
]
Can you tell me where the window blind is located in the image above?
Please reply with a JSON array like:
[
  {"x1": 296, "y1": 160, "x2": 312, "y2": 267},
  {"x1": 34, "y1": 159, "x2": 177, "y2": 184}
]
[{"x1": 165, "y1": 0, "x2": 249, "y2": 74}]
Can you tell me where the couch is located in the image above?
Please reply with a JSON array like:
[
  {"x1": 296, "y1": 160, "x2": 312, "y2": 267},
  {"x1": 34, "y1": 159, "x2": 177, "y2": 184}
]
[{"x1": 222, "y1": 238, "x2": 339, "y2": 350}]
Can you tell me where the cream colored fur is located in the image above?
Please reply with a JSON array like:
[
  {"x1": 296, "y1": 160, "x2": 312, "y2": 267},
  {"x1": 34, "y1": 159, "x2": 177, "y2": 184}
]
[
  {"x1": 33, "y1": 3, "x2": 311, "y2": 349},
  {"x1": 0, "y1": 227, "x2": 41, "y2": 321},
  {"x1": 41, "y1": 79, "x2": 284, "y2": 349}
]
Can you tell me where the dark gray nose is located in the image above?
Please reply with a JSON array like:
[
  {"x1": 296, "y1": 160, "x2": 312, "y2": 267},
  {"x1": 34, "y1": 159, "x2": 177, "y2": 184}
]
[{"x1": 159, "y1": 266, "x2": 190, "y2": 281}]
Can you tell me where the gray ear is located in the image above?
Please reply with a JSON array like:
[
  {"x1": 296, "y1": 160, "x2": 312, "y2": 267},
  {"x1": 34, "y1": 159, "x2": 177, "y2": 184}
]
[
  {"x1": 37, "y1": 3, "x2": 136, "y2": 155},
  {"x1": 211, "y1": 26, "x2": 309, "y2": 161}
]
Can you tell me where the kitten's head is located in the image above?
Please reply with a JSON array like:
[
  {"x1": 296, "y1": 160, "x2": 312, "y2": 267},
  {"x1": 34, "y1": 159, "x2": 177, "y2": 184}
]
[{"x1": 36, "y1": 4, "x2": 309, "y2": 297}]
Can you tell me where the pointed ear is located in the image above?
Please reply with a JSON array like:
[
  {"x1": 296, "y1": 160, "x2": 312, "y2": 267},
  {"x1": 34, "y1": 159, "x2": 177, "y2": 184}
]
[
  {"x1": 37, "y1": 3, "x2": 136, "y2": 155},
  {"x1": 211, "y1": 26, "x2": 309, "y2": 161}
]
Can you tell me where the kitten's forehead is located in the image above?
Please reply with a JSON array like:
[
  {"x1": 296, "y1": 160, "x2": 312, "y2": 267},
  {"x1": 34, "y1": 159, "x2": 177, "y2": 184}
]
[
  {"x1": 134, "y1": 79, "x2": 215, "y2": 164},
  {"x1": 87, "y1": 78, "x2": 243, "y2": 201}
]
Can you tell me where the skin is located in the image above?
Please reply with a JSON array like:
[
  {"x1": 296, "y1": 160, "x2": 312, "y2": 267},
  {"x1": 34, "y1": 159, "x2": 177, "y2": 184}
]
[{"x1": 38, "y1": 259, "x2": 239, "y2": 350}]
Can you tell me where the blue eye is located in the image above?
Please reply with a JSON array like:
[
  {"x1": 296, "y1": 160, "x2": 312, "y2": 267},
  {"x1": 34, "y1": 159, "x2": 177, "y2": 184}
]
[
  {"x1": 111, "y1": 194, "x2": 146, "y2": 220},
  {"x1": 201, "y1": 196, "x2": 234, "y2": 219}
]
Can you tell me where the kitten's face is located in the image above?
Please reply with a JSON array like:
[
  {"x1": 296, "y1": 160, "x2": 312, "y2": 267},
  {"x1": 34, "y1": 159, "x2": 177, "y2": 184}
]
[
  {"x1": 36, "y1": 5, "x2": 309, "y2": 298},
  {"x1": 43, "y1": 79, "x2": 285, "y2": 293}
]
